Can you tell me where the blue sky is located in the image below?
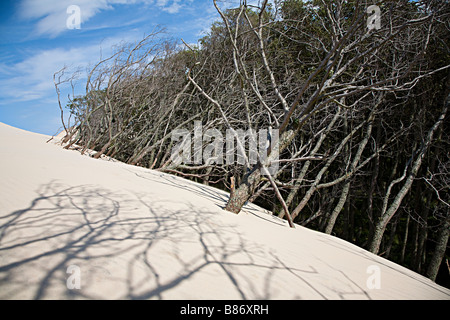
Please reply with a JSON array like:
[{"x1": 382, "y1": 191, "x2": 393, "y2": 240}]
[{"x1": 0, "y1": 0, "x2": 245, "y2": 135}]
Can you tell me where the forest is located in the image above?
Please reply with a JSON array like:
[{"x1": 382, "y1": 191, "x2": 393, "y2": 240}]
[{"x1": 55, "y1": 0, "x2": 450, "y2": 287}]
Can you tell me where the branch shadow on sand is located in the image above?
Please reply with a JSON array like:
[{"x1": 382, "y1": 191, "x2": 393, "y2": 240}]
[{"x1": 0, "y1": 180, "x2": 332, "y2": 300}]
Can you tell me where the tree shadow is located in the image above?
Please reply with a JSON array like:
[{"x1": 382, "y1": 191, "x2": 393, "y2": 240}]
[
  {"x1": 2, "y1": 179, "x2": 447, "y2": 299},
  {"x1": 0, "y1": 181, "x2": 325, "y2": 299},
  {"x1": 0, "y1": 176, "x2": 447, "y2": 299}
]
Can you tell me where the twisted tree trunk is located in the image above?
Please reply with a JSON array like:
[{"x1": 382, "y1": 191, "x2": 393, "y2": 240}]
[{"x1": 225, "y1": 127, "x2": 297, "y2": 213}]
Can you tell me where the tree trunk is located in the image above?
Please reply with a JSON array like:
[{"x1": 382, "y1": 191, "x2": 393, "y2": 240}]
[
  {"x1": 385, "y1": 214, "x2": 400, "y2": 258},
  {"x1": 225, "y1": 128, "x2": 296, "y2": 214},
  {"x1": 400, "y1": 213, "x2": 410, "y2": 264},
  {"x1": 367, "y1": 123, "x2": 381, "y2": 241},
  {"x1": 325, "y1": 182, "x2": 350, "y2": 234},
  {"x1": 415, "y1": 129, "x2": 441, "y2": 271},
  {"x1": 369, "y1": 100, "x2": 447, "y2": 254},
  {"x1": 224, "y1": 164, "x2": 262, "y2": 213},
  {"x1": 325, "y1": 113, "x2": 374, "y2": 234},
  {"x1": 426, "y1": 217, "x2": 450, "y2": 282}
]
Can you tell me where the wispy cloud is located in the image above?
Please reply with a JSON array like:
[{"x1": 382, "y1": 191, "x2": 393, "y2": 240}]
[
  {"x1": 17, "y1": 0, "x2": 189, "y2": 37},
  {"x1": 0, "y1": 31, "x2": 143, "y2": 104},
  {"x1": 0, "y1": 46, "x2": 93, "y2": 103},
  {"x1": 19, "y1": 0, "x2": 114, "y2": 37},
  {"x1": 157, "y1": 0, "x2": 183, "y2": 13}
]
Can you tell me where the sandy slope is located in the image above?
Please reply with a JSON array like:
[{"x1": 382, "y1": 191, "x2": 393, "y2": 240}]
[{"x1": 0, "y1": 122, "x2": 449, "y2": 300}]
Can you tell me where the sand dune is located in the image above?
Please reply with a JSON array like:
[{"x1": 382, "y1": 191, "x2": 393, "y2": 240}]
[{"x1": 0, "y1": 122, "x2": 449, "y2": 300}]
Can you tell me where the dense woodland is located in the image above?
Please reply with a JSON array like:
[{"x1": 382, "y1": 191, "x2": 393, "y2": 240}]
[{"x1": 55, "y1": 0, "x2": 450, "y2": 287}]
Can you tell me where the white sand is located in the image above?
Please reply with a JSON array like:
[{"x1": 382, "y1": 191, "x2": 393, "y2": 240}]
[{"x1": 0, "y1": 122, "x2": 449, "y2": 300}]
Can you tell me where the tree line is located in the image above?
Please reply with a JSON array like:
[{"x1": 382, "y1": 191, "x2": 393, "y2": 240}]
[{"x1": 55, "y1": 0, "x2": 450, "y2": 286}]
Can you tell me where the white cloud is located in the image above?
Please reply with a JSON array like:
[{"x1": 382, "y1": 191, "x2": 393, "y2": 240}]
[
  {"x1": 162, "y1": 1, "x2": 182, "y2": 14},
  {"x1": 0, "y1": 47, "x2": 92, "y2": 102},
  {"x1": 18, "y1": 0, "x2": 190, "y2": 37},
  {"x1": 156, "y1": 0, "x2": 170, "y2": 6},
  {"x1": 19, "y1": 0, "x2": 116, "y2": 37},
  {"x1": 155, "y1": 0, "x2": 186, "y2": 14},
  {"x1": 0, "y1": 32, "x2": 143, "y2": 104}
]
